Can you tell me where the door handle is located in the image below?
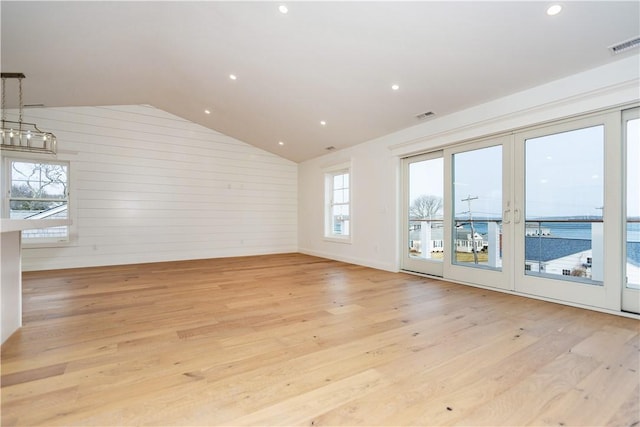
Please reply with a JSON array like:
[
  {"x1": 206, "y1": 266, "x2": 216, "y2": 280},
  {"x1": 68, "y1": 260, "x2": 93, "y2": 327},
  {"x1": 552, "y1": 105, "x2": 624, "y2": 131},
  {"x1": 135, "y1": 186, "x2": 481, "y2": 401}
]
[
  {"x1": 503, "y1": 208, "x2": 511, "y2": 224},
  {"x1": 514, "y1": 208, "x2": 522, "y2": 224}
]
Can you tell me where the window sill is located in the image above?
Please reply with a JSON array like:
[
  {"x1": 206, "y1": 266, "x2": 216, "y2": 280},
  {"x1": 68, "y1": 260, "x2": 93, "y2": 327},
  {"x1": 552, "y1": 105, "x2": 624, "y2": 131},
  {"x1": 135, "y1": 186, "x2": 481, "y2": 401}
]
[
  {"x1": 323, "y1": 236, "x2": 352, "y2": 244},
  {"x1": 22, "y1": 239, "x2": 73, "y2": 249}
]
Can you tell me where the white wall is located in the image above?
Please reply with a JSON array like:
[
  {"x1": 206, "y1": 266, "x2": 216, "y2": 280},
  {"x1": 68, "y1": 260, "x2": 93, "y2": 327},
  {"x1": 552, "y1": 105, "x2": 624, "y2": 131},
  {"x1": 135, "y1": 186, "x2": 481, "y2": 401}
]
[
  {"x1": 298, "y1": 140, "x2": 399, "y2": 272},
  {"x1": 298, "y1": 56, "x2": 639, "y2": 272},
  {"x1": 2, "y1": 105, "x2": 298, "y2": 271}
]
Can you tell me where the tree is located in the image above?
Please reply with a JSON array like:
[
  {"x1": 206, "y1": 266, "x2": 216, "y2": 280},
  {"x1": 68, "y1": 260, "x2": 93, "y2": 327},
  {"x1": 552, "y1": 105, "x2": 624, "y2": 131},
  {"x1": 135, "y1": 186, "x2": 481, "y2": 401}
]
[
  {"x1": 409, "y1": 195, "x2": 443, "y2": 219},
  {"x1": 10, "y1": 162, "x2": 67, "y2": 211}
]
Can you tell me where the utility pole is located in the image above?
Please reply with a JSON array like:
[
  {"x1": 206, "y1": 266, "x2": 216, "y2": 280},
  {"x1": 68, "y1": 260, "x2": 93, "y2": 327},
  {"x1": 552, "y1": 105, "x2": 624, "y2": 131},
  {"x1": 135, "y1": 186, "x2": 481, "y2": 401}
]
[{"x1": 462, "y1": 195, "x2": 479, "y2": 264}]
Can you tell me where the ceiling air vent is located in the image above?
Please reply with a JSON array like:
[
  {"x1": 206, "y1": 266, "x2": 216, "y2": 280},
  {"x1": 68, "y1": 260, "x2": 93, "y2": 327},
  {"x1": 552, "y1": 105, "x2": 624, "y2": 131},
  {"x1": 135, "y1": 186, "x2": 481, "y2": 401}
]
[
  {"x1": 416, "y1": 111, "x2": 435, "y2": 120},
  {"x1": 609, "y1": 36, "x2": 640, "y2": 54}
]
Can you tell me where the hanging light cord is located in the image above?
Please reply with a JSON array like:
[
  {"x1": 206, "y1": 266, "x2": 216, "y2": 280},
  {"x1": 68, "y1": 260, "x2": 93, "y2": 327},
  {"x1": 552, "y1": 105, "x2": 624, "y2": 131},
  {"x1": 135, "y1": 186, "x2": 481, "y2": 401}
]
[
  {"x1": 1, "y1": 76, "x2": 6, "y2": 126},
  {"x1": 18, "y1": 77, "x2": 23, "y2": 124},
  {"x1": 1, "y1": 76, "x2": 26, "y2": 125}
]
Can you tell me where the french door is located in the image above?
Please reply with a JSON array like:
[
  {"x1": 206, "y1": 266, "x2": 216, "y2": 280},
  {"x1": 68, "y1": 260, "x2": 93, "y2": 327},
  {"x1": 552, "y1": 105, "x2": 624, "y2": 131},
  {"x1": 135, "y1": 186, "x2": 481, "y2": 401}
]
[{"x1": 401, "y1": 106, "x2": 638, "y2": 314}]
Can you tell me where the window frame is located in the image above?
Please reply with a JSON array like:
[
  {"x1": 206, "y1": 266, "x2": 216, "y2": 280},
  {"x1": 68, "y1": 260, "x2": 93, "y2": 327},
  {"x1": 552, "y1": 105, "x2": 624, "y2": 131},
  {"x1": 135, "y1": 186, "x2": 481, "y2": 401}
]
[
  {"x1": 324, "y1": 162, "x2": 352, "y2": 243},
  {"x1": 3, "y1": 155, "x2": 71, "y2": 245}
]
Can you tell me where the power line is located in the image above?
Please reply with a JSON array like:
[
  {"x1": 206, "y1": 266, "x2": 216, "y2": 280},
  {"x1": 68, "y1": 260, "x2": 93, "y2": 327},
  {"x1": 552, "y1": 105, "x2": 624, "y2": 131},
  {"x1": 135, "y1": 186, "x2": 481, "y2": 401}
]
[{"x1": 461, "y1": 195, "x2": 479, "y2": 264}]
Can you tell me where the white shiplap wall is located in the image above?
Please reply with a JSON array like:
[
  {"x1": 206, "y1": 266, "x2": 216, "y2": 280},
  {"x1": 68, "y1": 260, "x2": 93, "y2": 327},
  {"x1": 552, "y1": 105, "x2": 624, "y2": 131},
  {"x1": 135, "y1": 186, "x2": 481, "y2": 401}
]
[{"x1": 3, "y1": 105, "x2": 297, "y2": 271}]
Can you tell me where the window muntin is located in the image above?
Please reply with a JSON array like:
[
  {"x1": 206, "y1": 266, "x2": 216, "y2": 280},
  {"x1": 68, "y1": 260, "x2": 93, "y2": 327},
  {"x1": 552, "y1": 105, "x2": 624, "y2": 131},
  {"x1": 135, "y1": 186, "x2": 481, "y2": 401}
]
[{"x1": 6, "y1": 159, "x2": 69, "y2": 242}]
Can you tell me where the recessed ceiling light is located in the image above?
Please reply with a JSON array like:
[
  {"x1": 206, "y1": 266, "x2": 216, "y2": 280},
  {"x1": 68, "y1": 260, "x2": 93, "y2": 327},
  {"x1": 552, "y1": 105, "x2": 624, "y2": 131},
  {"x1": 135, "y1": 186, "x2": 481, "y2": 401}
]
[
  {"x1": 391, "y1": 84, "x2": 400, "y2": 91},
  {"x1": 278, "y1": 141, "x2": 285, "y2": 146},
  {"x1": 546, "y1": 4, "x2": 562, "y2": 16},
  {"x1": 320, "y1": 120, "x2": 327, "y2": 126},
  {"x1": 204, "y1": 109, "x2": 211, "y2": 115},
  {"x1": 279, "y1": 5, "x2": 288, "y2": 14},
  {"x1": 229, "y1": 74, "x2": 237, "y2": 80}
]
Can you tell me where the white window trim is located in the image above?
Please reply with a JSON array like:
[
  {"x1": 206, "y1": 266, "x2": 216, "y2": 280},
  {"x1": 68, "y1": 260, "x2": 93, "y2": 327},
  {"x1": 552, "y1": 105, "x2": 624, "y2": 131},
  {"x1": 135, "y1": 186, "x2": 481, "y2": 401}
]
[
  {"x1": 2, "y1": 153, "x2": 74, "y2": 247},
  {"x1": 324, "y1": 161, "x2": 352, "y2": 244}
]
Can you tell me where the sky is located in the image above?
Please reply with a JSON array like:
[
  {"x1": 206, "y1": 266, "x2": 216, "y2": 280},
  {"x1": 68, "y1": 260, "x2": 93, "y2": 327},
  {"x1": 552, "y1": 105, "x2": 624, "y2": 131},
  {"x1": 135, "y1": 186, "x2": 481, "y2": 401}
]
[
  {"x1": 453, "y1": 145, "x2": 502, "y2": 219},
  {"x1": 524, "y1": 125, "x2": 603, "y2": 219}
]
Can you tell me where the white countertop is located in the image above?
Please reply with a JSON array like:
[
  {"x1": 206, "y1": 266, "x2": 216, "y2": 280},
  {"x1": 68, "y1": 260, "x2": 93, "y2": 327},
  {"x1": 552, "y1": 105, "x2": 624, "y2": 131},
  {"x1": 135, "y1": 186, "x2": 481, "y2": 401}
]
[{"x1": 0, "y1": 219, "x2": 71, "y2": 233}]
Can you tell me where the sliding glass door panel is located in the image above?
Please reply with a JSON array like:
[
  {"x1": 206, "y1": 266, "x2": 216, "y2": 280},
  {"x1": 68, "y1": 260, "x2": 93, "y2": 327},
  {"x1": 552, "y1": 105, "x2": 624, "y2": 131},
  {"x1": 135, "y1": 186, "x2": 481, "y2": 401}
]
[
  {"x1": 444, "y1": 136, "x2": 511, "y2": 290},
  {"x1": 514, "y1": 112, "x2": 621, "y2": 310},
  {"x1": 401, "y1": 152, "x2": 444, "y2": 276}
]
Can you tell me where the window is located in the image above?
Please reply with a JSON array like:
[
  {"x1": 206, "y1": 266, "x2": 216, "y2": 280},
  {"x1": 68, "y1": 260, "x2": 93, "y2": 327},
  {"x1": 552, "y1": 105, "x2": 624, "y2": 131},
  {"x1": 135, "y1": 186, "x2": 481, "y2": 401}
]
[
  {"x1": 325, "y1": 165, "x2": 350, "y2": 241},
  {"x1": 4, "y1": 158, "x2": 69, "y2": 243}
]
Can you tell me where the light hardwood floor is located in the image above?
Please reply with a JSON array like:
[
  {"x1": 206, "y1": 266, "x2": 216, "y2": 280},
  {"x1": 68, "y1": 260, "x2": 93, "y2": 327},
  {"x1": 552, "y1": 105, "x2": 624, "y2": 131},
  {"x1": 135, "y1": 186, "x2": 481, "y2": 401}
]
[{"x1": 1, "y1": 253, "x2": 638, "y2": 426}]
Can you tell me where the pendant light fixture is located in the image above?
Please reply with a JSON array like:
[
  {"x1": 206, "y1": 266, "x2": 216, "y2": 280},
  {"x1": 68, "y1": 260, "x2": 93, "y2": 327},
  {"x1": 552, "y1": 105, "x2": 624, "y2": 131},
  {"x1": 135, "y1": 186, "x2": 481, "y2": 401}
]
[{"x1": 1, "y1": 72, "x2": 57, "y2": 154}]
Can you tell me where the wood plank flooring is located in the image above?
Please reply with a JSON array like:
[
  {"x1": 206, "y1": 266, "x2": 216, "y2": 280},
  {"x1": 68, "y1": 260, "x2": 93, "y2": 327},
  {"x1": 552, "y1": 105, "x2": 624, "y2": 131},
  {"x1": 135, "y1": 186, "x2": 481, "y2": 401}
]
[{"x1": 1, "y1": 253, "x2": 638, "y2": 426}]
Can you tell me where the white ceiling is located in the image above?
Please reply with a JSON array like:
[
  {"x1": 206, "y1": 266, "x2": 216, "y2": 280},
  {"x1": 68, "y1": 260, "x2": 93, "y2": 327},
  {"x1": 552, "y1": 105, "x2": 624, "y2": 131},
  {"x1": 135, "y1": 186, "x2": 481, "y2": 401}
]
[{"x1": 1, "y1": 1, "x2": 639, "y2": 162}]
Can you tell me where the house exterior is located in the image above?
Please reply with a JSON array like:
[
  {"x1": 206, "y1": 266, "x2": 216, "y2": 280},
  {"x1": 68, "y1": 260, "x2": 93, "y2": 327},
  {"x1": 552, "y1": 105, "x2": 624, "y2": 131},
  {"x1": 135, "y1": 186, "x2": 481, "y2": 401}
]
[
  {"x1": 409, "y1": 223, "x2": 489, "y2": 256},
  {"x1": 524, "y1": 237, "x2": 593, "y2": 277},
  {"x1": 525, "y1": 223, "x2": 551, "y2": 236}
]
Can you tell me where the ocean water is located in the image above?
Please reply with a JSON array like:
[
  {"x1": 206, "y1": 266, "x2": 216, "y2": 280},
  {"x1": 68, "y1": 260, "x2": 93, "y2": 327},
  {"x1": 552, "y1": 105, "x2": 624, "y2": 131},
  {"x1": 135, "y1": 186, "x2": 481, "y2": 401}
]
[
  {"x1": 455, "y1": 221, "x2": 640, "y2": 265},
  {"x1": 538, "y1": 222, "x2": 640, "y2": 242},
  {"x1": 460, "y1": 221, "x2": 640, "y2": 242}
]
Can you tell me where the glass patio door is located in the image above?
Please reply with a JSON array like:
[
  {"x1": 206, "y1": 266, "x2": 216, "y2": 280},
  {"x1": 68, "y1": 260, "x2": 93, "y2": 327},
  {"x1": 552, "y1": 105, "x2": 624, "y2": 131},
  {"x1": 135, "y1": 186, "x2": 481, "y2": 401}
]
[
  {"x1": 401, "y1": 152, "x2": 444, "y2": 276},
  {"x1": 443, "y1": 136, "x2": 512, "y2": 290},
  {"x1": 513, "y1": 112, "x2": 622, "y2": 310}
]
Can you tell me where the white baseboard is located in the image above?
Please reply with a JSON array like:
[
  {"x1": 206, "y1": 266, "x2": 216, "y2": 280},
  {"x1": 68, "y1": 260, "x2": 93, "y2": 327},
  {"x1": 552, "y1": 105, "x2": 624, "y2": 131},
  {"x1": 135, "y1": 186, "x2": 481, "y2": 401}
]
[{"x1": 298, "y1": 247, "x2": 398, "y2": 273}]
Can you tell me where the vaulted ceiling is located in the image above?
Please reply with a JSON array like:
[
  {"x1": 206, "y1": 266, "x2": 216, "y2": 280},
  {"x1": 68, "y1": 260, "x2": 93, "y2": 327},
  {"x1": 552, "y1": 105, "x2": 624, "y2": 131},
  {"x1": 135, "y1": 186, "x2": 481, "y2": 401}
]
[{"x1": 2, "y1": 1, "x2": 639, "y2": 162}]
